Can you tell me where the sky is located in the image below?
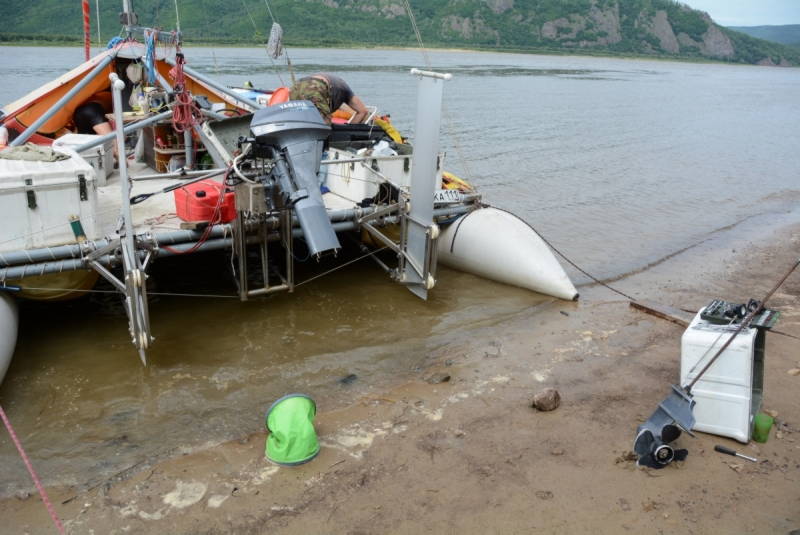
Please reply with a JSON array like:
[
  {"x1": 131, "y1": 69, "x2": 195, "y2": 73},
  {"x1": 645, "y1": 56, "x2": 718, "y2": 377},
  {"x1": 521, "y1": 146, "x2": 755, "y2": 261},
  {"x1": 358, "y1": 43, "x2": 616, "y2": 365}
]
[{"x1": 684, "y1": 0, "x2": 800, "y2": 26}]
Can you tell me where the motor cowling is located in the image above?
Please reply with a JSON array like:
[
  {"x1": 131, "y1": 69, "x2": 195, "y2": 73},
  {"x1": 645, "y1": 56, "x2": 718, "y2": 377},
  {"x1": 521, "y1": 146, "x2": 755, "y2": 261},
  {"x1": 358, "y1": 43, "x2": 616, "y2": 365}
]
[{"x1": 249, "y1": 101, "x2": 340, "y2": 258}]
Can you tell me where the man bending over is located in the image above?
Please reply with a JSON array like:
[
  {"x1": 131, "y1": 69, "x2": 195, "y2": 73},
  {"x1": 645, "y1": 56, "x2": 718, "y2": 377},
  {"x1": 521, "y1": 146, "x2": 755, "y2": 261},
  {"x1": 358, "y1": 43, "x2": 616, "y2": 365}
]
[{"x1": 289, "y1": 73, "x2": 368, "y2": 124}]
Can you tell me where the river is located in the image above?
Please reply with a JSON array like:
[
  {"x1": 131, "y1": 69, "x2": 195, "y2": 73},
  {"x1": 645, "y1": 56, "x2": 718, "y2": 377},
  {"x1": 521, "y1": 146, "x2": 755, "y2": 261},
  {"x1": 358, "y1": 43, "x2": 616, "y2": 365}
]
[{"x1": 1, "y1": 46, "x2": 799, "y2": 494}]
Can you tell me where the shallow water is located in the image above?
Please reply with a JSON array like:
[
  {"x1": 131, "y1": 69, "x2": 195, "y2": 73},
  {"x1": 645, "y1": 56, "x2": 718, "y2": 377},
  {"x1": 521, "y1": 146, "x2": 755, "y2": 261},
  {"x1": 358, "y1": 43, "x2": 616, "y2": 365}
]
[{"x1": 1, "y1": 46, "x2": 799, "y2": 493}]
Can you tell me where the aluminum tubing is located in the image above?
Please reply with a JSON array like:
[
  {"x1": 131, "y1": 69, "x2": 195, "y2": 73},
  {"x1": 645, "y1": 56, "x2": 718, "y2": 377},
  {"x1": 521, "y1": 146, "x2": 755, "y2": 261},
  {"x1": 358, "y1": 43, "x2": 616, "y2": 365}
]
[
  {"x1": 0, "y1": 258, "x2": 88, "y2": 281},
  {"x1": 155, "y1": 220, "x2": 363, "y2": 257},
  {"x1": 0, "y1": 243, "x2": 91, "y2": 268},
  {"x1": 0, "y1": 205, "x2": 471, "y2": 270},
  {"x1": 166, "y1": 60, "x2": 264, "y2": 112},
  {"x1": 0, "y1": 224, "x2": 240, "y2": 268},
  {"x1": 73, "y1": 110, "x2": 173, "y2": 153}
]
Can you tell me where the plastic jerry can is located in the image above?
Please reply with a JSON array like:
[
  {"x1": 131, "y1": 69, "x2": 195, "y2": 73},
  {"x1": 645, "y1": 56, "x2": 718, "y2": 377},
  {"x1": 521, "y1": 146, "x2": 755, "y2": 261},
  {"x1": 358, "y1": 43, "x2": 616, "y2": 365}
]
[{"x1": 174, "y1": 179, "x2": 236, "y2": 223}]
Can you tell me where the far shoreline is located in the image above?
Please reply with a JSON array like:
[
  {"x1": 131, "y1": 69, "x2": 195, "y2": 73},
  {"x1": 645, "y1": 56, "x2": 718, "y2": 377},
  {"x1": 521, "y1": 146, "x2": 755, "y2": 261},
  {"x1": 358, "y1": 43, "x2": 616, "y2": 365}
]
[{"x1": 0, "y1": 40, "x2": 795, "y2": 69}]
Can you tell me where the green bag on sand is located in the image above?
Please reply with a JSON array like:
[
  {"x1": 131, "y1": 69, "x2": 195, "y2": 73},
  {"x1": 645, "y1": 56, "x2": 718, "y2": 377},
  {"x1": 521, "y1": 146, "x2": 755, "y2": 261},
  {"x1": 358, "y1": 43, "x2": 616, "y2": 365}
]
[{"x1": 265, "y1": 394, "x2": 319, "y2": 466}]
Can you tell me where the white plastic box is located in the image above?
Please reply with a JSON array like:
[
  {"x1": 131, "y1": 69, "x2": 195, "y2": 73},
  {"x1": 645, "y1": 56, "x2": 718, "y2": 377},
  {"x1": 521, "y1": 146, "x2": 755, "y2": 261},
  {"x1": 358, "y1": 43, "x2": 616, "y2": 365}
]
[
  {"x1": 323, "y1": 146, "x2": 441, "y2": 205},
  {"x1": 0, "y1": 146, "x2": 98, "y2": 251},
  {"x1": 53, "y1": 133, "x2": 114, "y2": 185},
  {"x1": 680, "y1": 309, "x2": 764, "y2": 443}
]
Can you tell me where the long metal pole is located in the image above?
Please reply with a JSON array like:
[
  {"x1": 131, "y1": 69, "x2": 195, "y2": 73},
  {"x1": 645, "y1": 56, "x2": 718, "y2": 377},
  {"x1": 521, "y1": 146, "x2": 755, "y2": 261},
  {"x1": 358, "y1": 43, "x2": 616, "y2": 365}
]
[
  {"x1": 183, "y1": 129, "x2": 194, "y2": 169},
  {"x1": 165, "y1": 60, "x2": 264, "y2": 111},
  {"x1": 0, "y1": 204, "x2": 475, "y2": 268},
  {"x1": 686, "y1": 258, "x2": 800, "y2": 391},
  {"x1": 132, "y1": 167, "x2": 225, "y2": 181},
  {"x1": 0, "y1": 205, "x2": 475, "y2": 279},
  {"x1": 95, "y1": 0, "x2": 102, "y2": 50},
  {"x1": 110, "y1": 73, "x2": 136, "y2": 248},
  {"x1": 9, "y1": 54, "x2": 115, "y2": 147},
  {"x1": 73, "y1": 110, "x2": 172, "y2": 152},
  {"x1": 122, "y1": 0, "x2": 134, "y2": 37},
  {"x1": 402, "y1": 68, "x2": 451, "y2": 299}
]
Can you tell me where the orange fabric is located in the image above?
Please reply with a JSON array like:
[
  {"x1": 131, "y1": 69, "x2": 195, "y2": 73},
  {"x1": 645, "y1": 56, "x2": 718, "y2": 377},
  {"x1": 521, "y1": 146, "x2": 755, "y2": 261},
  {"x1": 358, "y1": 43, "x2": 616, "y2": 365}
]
[
  {"x1": 10, "y1": 56, "x2": 252, "y2": 139},
  {"x1": 4, "y1": 117, "x2": 54, "y2": 145},
  {"x1": 15, "y1": 64, "x2": 114, "y2": 134},
  {"x1": 268, "y1": 87, "x2": 290, "y2": 106},
  {"x1": 331, "y1": 108, "x2": 353, "y2": 121},
  {"x1": 155, "y1": 61, "x2": 249, "y2": 113}
]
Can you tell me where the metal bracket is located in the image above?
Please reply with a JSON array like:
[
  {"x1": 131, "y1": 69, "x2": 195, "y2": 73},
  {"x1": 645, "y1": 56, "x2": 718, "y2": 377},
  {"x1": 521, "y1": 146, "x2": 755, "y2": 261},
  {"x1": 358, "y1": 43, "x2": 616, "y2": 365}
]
[
  {"x1": 78, "y1": 174, "x2": 88, "y2": 201},
  {"x1": 25, "y1": 178, "x2": 36, "y2": 210},
  {"x1": 234, "y1": 201, "x2": 294, "y2": 301},
  {"x1": 108, "y1": 71, "x2": 153, "y2": 365}
]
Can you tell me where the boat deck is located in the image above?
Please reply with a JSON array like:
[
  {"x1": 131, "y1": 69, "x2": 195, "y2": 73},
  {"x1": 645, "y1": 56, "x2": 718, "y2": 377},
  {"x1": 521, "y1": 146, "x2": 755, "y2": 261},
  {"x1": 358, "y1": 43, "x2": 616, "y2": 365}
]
[{"x1": 102, "y1": 162, "x2": 186, "y2": 236}]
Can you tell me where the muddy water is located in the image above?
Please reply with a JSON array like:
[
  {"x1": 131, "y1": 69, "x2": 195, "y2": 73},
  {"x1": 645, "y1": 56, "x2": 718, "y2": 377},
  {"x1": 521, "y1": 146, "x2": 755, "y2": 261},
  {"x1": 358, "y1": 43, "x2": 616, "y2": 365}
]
[
  {"x1": 1, "y1": 254, "x2": 549, "y2": 493},
  {"x1": 1, "y1": 46, "x2": 800, "y2": 493}
]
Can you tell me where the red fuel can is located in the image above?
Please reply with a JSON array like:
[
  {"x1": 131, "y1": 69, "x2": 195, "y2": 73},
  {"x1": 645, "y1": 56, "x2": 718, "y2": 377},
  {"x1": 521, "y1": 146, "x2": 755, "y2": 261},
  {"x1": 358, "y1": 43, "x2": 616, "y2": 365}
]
[{"x1": 174, "y1": 179, "x2": 236, "y2": 223}]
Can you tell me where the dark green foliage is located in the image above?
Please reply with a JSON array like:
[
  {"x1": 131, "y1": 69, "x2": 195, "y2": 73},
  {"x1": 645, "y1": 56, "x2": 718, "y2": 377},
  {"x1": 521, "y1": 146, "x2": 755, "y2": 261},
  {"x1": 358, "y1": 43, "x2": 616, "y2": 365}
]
[
  {"x1": 722, "y1": 27, "x2": 800, "y2": 65},
  {"x1": 728, "y1": 25, "x2": 800, "y2": 47},
  {"x1": 1, "y1": 0, "x2": 797, "y2": 65},
  {"x1": 660, "y1": 0, "x2": 707, "y2": 41}
]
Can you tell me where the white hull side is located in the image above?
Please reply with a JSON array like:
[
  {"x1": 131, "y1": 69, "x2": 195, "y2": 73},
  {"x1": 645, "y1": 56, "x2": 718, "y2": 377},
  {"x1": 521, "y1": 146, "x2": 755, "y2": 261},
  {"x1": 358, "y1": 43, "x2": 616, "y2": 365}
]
[
  {"x1": 437, "y1": 207, "x2": 579, "y2": 301},
  {"x1": 0, "y1": 292, "x2": 18, "y2": 384}
]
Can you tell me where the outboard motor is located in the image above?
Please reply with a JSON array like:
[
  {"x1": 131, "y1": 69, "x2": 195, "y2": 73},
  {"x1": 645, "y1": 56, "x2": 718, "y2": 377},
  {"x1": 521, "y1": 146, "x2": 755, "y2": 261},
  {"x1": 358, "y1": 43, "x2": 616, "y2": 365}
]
[{"x1": 249, "y1": 100, "x2": 340, "y2": 258}]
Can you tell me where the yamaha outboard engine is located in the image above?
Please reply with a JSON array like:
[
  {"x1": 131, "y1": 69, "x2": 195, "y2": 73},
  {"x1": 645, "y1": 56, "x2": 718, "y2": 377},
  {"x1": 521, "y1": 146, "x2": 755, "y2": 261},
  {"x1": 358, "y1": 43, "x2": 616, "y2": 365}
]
[{"x1": 249, "y1": 101, "x2": 340, "y2": 258}]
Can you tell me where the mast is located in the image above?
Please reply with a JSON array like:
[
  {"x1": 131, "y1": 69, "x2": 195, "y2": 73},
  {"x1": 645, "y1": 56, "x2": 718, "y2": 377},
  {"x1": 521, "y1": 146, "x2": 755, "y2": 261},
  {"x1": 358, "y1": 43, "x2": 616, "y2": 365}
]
[
  {"x1": 120, "y1": 0, "x2": 138, "y2": 38},
  {"x1": 82, "y1": 0, "x2": 91, "y2": 61}
]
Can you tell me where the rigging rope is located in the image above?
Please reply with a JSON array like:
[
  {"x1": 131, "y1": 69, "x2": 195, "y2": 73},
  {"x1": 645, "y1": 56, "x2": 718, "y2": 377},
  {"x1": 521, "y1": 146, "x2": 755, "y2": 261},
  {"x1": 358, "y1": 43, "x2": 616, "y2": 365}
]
[
  {"x1": 239, "y1": 0, "x2": 260, "y2": 38},
  {"x1": 5, "y1": 286, "x2": 240, "y2": 299},
  {"x1": 7, "y1": 244, "x2": 393, "y2": 297},
  {"x1": 401, "y1": 0, "x2": 430, "y2": 68},
  {"x1": 95, "y1": 0, "x2": 102, "y2": 49},
  {"x1": 295, "y1": 246, "x2": 389, "y2": 288},
  {"x1": 169, "y1": 51, "x2": 202, "y2": 133},
  {"x1": 486, "y1": 204, "x2": 638, "y2": 301},
  {"x1": 262, "y1": 0, "x2": 277, "y2": 22},
  {"x1": 0, "y1": 405, "x2": 65, "y2": 535},
  {"x1": 174, "y1": 0, "x2": 182, "y2": 33},
  {"x1": 254, "y1": 0, "x2": 289, "y2": 86},
  {"x1": 400, "y1": 0, "x2": 476, "y2": 186}
]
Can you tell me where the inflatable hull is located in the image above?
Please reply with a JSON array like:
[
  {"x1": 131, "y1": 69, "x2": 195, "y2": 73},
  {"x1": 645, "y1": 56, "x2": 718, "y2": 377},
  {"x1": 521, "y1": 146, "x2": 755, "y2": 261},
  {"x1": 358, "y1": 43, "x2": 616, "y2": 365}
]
[
  {"x1": 0, "y1": 292, "x2": 18, "y2": 385},
  {"x1": 438, "y1": 207, "x2": 578, "y2": 301}
]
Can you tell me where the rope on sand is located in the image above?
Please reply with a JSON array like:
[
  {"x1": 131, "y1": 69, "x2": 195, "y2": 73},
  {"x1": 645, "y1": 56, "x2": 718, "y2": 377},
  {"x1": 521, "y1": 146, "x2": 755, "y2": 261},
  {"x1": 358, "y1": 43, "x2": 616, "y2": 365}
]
[{"x1": 0, "y1": 405, "x2": 65, "y2": 534}]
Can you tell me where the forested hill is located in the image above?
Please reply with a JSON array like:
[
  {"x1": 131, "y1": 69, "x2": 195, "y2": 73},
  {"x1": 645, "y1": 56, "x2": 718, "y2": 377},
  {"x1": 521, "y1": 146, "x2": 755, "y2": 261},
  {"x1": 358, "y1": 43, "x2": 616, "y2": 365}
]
[
  {"x1": 2, "y1": 0, "x2": 799, "y2": 66},
  {"x1": 728, "y1": 25, "x2": 800, "y2": 49}
]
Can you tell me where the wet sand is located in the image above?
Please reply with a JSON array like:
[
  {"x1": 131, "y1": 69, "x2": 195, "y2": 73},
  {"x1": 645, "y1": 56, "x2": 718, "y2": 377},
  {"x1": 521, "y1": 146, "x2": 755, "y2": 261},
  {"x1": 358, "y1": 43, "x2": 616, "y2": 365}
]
[{"x1": 2, "y1": 216, "x2": 799, "y2": 534}]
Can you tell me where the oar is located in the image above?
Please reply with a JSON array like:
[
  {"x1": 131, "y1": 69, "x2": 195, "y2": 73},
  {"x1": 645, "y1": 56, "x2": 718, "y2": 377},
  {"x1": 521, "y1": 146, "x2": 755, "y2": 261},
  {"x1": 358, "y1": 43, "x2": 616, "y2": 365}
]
[
  {"x1": 130, "y1": 168, "x2": 228, "y2": 205},
  {"x1": 686, "y1": 257, "x2": 799, "y2": 392}
]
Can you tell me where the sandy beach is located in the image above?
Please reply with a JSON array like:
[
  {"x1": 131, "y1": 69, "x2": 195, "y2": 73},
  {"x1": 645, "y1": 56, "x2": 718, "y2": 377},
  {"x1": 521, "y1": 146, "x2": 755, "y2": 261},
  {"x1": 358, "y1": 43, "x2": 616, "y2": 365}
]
[{"x1": 2, "y1": 207, "x2": 798, "y2": 534}]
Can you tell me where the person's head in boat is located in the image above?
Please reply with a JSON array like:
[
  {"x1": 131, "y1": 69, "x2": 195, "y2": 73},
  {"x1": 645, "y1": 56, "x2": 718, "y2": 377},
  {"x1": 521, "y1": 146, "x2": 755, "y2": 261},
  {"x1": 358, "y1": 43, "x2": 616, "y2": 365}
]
[{"x1": 289, "y1": 73, "x2": 368, "y2": 124}]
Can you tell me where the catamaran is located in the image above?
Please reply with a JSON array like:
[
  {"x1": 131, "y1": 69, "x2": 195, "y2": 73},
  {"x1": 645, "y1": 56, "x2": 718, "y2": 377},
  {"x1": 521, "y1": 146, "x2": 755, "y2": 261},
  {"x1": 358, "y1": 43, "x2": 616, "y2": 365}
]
[{"x1": 0, "y1": 1, "x2": 577, "y2": 381}]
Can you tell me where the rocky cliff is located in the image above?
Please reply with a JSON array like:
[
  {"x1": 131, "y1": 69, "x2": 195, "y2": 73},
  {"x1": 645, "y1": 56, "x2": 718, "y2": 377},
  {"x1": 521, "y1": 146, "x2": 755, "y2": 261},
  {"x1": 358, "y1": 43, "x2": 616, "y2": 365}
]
[
  {"x1": 289, "y1": 0, "x2": 797, "y2": 65},
  {"x1": 3, "y1": 0, "x2": 798, "y2": 66}
]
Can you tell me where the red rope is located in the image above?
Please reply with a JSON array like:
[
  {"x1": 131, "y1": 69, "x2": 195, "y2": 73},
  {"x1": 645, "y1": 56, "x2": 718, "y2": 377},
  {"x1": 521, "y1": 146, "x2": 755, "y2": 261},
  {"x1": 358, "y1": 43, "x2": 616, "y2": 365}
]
[
  {"x1": 0, "y1": 405, "x2": 65, "y2": 534},
  {"x1": 169, "y1": 51, "x2": 202, "y2": 133}
]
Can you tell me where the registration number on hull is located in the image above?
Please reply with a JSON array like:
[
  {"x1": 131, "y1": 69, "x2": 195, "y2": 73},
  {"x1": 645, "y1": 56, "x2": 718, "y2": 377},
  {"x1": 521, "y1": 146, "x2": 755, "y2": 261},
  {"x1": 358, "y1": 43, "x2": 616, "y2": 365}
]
[{"x1": 433, "y1": 189, "x2": 463, "y2": 204}]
